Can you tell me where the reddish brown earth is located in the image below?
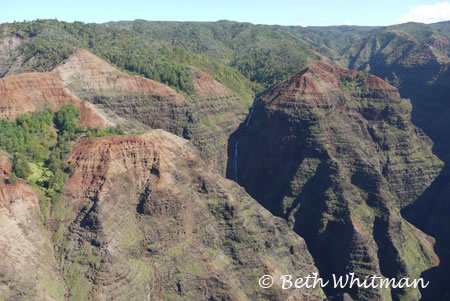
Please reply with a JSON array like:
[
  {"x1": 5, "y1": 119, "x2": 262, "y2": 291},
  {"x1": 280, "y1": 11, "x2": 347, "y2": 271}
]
[
  {"x1": 0, "y1": 175, "x2": 38, "y2": 208},
  {"x1": 191, "y1": 69, "x2": 232, "y2": 98},
  {"x1": 51, "y1": 48, "x2": 181, "y2": 98},
  {"x1": 0, "y1": 154, "x2": 66, "y2": 300},
  {"x1": 51, "y1": 48, "x2": 251, "y2": 175},
  {"x1": 0, "y1": 128, "x2": 325, "y2": 300},
  {"x1": 0, "y1": 47, "x2": 251, "y2": 175},
  {"x1": 263, "y1": 61, "x2": 396, "y2": 102},
  {"x1": 231, "y1": 61, "x2": 442, "y2": 300},
  {"x1": 58, "y1": 130, "x2": 325, "y2": 300},
  {"x1": 0, "y1": 72, "x2": 111, "y2": 128},
  {"x1": 0, "y1": 153, "x2": 37, "y2": 208},
  {"x1": 0, "y1": 154, "x2": 11, "y2": 181}
]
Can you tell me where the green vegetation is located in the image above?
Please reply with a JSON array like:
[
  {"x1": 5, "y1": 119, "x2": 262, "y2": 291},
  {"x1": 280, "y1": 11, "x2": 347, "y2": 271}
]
[
  {"x1": 0, "y1": 107, "x2": 127, "y2": 301},
  {"x1": 0, "y1": 105, "x2": 125, "y2": 220},
  {"x1": 4, "y1": 20, "x2": 253, "y2": 97},
  {"x1": 8, "y1": 173, "x2": 18, "y2": 185},
  {"x1": 3, "y1": 19, "x2": 325, "y2": 95},
  {"x1": 21, "y1": 38, "x2": 73, "y2": 72},
  {"x1": 108, "y1": 20, "x2": 322, "y2": 91},
  {"x1": 3, "y1": 19, "x2": 450, "y2": 96},
  {"x1": 54, "y1": 104, "x2": 81, "y2": 132},
  {"x1": 339, "y1": 73, "x2": 366, "y2": 90},
  {"x1": 100, "y1": 47, "x2": 197, "y2": 96},
  {"x1": 0, "y1": 108, "x2": 55, "y2": 185},
  {"x1": 12, "y1": 153, "x2": 32, "y2": 179},
  {"x1": 85, "y1": 124, "x2": 125, "y2": 137}
]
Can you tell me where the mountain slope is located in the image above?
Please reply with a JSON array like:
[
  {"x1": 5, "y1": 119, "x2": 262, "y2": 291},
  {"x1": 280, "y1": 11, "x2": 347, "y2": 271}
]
[
  {"x1": 0, "y1": 26, "x2": 254, "y2": 175},
  {"x1": 56, "y1": 130, "x2": 324, "y2": 300},
  {"x1": 108, "y1": 19, "x2": 322, "y2": 91},
  {"x1": 229, "y1": 62, "x2": 442, "y2": 300},
  {"x1": 1, "y1": 19, "x2": 450, "y2": 300},
  {"x1": 329, "y1": 24, "x2": 450, "y2": 298},
  {"x1": 0, "y1": 19, "x2": 255, "y2": 98},
  {"x1": 0, "y1": 71, "x2": 111, "y2": 128},
  {"x1": 0, "y1": 154, "x2": 67, "y2": 300},
  {"x1": 49, "y1": 48, "x2": 251, "y2": 174},
  {"x1": 0, "y1": 130, "x2": 327, "y2": 300}
]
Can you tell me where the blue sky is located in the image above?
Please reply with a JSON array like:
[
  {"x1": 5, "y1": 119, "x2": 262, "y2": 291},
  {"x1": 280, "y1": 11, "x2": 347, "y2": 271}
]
[{"x1": 1, "y1": 0, "x2": 450, "y2": 26}]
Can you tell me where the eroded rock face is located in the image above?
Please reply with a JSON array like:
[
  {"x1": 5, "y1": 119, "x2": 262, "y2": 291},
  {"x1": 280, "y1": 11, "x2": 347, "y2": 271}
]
[
  {"x1": 0, "y1": 36, "x2": 25, "y2": 77},
  {"x1": 51, "y1": 49, "x2": 180, "y2": 98},
  {"x1": 51, "y1": 48, "x2": 252, "y2": 175},
  {"x1": 229, "y1": 61, "x2": 442, "y2": 300},
  {"x1": 0, "y1": 154, "x2": 66, "y2": 300},
  {"x1": 0, "y1": 45, "x2": 251, "y2": 175},
  {"x1": 0, "y1": 72, "x2": 111, "y2": 128},
  {"x1": 338, "y1": 28, "x2": 450, "y2": 244},
  {"x1": 57, "y1": 130, "x2": 325, "y2": 300}
]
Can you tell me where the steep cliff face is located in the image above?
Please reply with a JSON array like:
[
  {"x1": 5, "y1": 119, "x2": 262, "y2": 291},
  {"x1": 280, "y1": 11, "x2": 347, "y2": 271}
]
[
  {"x1": 0, "y1": 154, "x2": 66, "y2": 300},
  {"x1": 53, "y1": 130, "x2": 325, "y2": 300},
  {"x1": 51, "y1": 48, "x2": 251, "y2": 174},
  {"x1": 339, "y1": 26, "x2": 450, "y2": 161},
  {"x1": 0, "y1": 72, "x2": 111, "y2": 128},
  {"x1": 336, "y1": 26, "x2": 450, "y2": 298},
  {"x1": 230, "y1": 62, "x2": 442, "y2": 300}
]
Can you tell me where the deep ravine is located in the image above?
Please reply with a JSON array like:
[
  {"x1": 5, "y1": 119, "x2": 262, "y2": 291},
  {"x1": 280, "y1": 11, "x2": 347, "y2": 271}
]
[{"x1": 227, "y1": 61, "x2": 442, "y2": 301}]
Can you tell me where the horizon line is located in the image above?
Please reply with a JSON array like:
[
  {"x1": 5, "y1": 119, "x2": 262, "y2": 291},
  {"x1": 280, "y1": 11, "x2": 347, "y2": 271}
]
[{"x1": 1, "y1": 18, "x2": 449, "y2": 28}]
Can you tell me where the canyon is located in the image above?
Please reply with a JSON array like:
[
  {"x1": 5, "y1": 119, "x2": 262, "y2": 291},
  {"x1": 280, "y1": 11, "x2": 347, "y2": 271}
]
[
  {"x1": 229, "y1": 61, "x2": 442, "y2": 300},
  {"x1": 0, "y1": 19, "x2": 449, "y2": 300}
]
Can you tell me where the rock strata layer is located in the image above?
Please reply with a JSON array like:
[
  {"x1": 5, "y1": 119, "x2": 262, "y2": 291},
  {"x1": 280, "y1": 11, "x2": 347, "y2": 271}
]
[{"x1": 230, "y1": 61, "x2": 442, "y2": 300}]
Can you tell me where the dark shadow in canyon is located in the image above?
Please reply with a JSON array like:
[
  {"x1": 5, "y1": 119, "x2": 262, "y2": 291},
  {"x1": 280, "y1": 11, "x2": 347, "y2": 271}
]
[
  {"x1": 400, "y1": 81, "x2": 450, "y2": 300},
  {"x1": 226, "y1": 86, "x2": 450, "y2": 299},
  {"x1": 225, "y1": 99, "x2": 396, "y2": 300}
]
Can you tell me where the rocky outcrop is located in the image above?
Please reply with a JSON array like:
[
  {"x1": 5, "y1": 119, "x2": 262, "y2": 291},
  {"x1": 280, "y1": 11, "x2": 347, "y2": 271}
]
[
  {"x1": 0, "y1": 154, "x2": 66, "y2": 300},
  {"x1": 0, "y1": 72, "x2": 111, "y2": 128},
  {"x1": 0, "y1": 35, "x2": 25, "y2": 77},
  {"x1": 51, "y1": 48, "x2": 178, "y2": 97},
  {"x1": 54, "y1": 130, "x2": 325, "y2": 300},
  {"x1": 50, "y1": 48, "x2": 252, "y2": 175},
  {"x1": 229, "y1": 61, "x2": 442, "y2": 300}
]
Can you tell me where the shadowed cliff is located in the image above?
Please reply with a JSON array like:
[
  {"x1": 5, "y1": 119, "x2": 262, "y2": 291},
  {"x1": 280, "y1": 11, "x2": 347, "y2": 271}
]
[{"x1": 227, "y1": 61, "x2": 442, "y2": 301}]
